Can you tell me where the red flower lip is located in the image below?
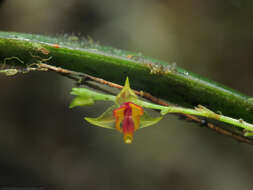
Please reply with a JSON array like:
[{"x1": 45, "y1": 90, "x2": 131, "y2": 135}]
[{"x1": 113, "y1": 102, "x2": 144, "y2": 144}]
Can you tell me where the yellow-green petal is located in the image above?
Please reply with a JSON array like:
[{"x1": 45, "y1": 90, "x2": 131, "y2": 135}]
[{"x1": 85, "y1": 105, "x2": 117, "y2": 129}]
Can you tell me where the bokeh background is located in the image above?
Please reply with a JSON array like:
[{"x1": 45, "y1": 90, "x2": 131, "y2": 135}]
[{"x1": 1, "y1": 0, "x2": 253, "y2": 189}]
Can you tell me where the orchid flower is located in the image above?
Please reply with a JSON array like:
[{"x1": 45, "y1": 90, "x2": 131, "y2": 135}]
[{"x1": 70, "y1": 77, "x2": 162, "y2": 144}]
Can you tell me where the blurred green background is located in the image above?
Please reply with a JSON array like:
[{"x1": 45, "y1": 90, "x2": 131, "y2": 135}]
[{"x1": 1, "y1": 0, "x2": 253, "y2": 189}]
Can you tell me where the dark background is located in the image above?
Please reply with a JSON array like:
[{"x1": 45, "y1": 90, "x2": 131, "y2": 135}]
[{"x1": 1, "y1": 0, "x2": 253, "y2": 189}]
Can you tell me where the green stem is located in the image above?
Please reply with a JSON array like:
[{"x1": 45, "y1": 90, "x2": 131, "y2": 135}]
[
  {"x1": 70, "y1": 86, "x2": 253, "y2": 134},
  {"x1": 162, "y1": 106, "x2": 253, "y2": 132},
  {"x1": 1, "y1": 31, "x2": 253, "y2": 123}
]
